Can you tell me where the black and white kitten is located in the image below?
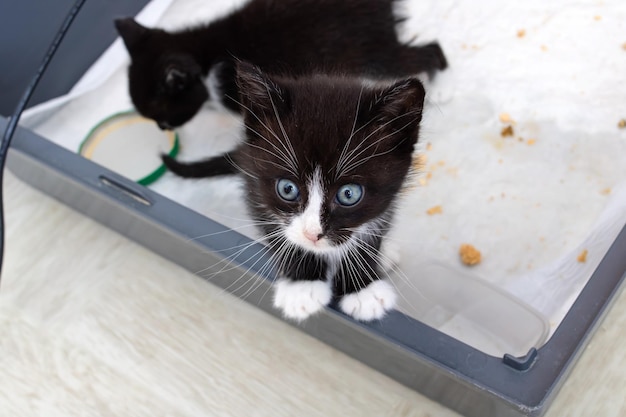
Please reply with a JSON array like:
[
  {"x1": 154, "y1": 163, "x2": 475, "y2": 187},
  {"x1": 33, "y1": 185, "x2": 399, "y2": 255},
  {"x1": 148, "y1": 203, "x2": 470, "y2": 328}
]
[
  {"x1": 115, "y1": 0, "x2": 446, "y2": 129},
  {"x1": 164, "y1": 63, "x2": 425, "y2": 321}
]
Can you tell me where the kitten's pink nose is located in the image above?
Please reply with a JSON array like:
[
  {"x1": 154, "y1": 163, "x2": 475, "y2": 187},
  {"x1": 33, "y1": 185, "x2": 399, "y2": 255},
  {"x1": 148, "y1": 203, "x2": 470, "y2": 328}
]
[{"x1": 304, "y1": 230, "x2": 323, "y2": 243}]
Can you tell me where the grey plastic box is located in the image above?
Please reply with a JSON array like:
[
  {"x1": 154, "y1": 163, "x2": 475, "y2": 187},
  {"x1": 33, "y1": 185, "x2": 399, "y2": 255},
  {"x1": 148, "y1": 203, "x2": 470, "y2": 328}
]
[{"x1": 3, "y1": 2, "x2": 626, "y2": 416}]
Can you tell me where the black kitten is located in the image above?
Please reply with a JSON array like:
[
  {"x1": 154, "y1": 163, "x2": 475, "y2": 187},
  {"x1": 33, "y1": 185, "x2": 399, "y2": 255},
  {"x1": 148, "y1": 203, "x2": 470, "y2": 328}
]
[
  {"x1": 115, "y1": 0, "x2": 446, "y2": 129},
  {"x1": 164, "y1": 63, "x2": 425, "y2": 321}
]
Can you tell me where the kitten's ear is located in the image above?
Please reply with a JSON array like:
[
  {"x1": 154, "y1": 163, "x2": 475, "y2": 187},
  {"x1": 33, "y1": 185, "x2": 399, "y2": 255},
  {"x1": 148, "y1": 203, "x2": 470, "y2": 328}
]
[
  {"x1": 236, "y1": 62, "x2": 287, "y2": 113},
  {"x1": 367, "y1": 77, "x2": 426, "y2": 149},
  {"x1": 373, "y1": 78, "x2": 425, "y2": 125},
  {"x1": 115, "y1": 18, "x2": 150, "y2": 54}
]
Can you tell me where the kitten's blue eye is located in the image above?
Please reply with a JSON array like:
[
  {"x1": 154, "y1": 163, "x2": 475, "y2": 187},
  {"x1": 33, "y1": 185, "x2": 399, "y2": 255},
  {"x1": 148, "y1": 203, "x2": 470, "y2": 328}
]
[
  {"x1": 336, "y1": 184, "x2": 363, "y2": 207},
  {"x1": 276, "y1": 179, "x2": 300, "y2": 202}
]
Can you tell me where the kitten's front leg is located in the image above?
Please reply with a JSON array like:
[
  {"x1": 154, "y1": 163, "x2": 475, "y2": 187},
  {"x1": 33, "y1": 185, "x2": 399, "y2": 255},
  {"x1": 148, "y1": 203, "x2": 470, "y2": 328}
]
[
  {"x1": 335, "y1": 243, "x2": 398, "y2": 322},
  {"x1": 272, "y1": 251, "x2": 332, "y2": 321}
]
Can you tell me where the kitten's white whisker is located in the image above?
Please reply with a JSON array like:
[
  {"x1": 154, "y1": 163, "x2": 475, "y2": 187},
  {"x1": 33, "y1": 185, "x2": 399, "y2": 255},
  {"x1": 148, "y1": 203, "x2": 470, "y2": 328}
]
[
  {"x1": 224, "y1": 94, "x2": 282, "y2": 140},
  {"x1": 207, "y1": 229, "x2": 281, "y2": 256},
  {"x1": 225, "y1": 93, "x2": 298, "y2": 173},
  {"x1": 335, "y1": 255, "x2": 347, "y2": 295},
  {"x1": 245, "y1": 139, "x2": 291, "y2": 166},
  {"x1": 255, "y1": 239, "x2": 297, "y2": 305},
  {"x1": 247, "y1": 154, "x2": 299, "y2": 176},
  {"x1": 195, "y1": 240, "x2": 260, "y2": 276},
  {"x1": 347, "y1": 107, "x2": 380, "y2": 139},
  {"x1": 215, "y1": 233, "x2": 287, "y2": 297},
  {"x1": 272, "y1": 240, "x2": 296, "y2": 280},
  {"x1": 199, "y1": 229, "x2": 283, "y2": 277},
  {"x1": 224, "y1": 152, "x2": 260, "y2": 180},
  {"x1": 347, "y1": 250, "x2": 370, "y2": 292},
  {"x1": 338, "y1": 247, "x2": 364, "y2": 293},
  {"x1": 247, "y1": 236, "x2": 305, "y2": 304},
  {"x1": 349, "y1": 85, "x2": 364, "y2": 139},
  {"x1": 339, "y1": 256, "x2": 358, "y2": 294},
  {"x1": 247, "y1": 126, "x2": 296, "y2": 170},
  {"x1": 340, "y1": 226, "x2": 412, "y2": 246},
  {"x1": 200, "y1": 248, "x2": 265, "y2": 280},
  {"x1": 351, "y1": 238, "x2": 428, "y2": 310},
  {"x1": 263, "y1": 80, "x2": 299, "y2": 173},
  {"x1": 334, "y1": 85, "x2": 365, "y2": 181},
  {"x1": 341, "y1": 110, "x2": 419, "y2": 165},
  {"x1": 350, "y1": 246, "x2": 378, "y2": 280},
  {"x1": 336, "y1": 113, "x2": 380, "y2": 179},
  {"x1": 336, "y1": 110, "x2": 420, "y2": 178},
  {"x1": 353, "y1": 110, "x2": 420, "y2": 151},
  {"x1": 245, "y1": 127, "x2": 298, "y2": 175},
  {"x1": 339, "y1": 116, "x2": 420, "y2": 176},
  {"x1": 348, "y1": 240, "x2": 421, "y2": 315},
  {"x1": 186, "y1": 221, "x2": 282, "y2": 243},
  {"x1": 236, "y1": 251, "x2": 279, "y2": 301}
]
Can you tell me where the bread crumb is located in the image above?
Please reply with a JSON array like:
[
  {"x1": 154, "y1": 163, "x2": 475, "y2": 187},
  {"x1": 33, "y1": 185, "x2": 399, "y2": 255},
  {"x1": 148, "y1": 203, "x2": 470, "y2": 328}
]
[
  {"x1": 618, "y1": 119, "x2": 626, "y2": 128},
  {"x1": 527, "y1": 138, "x2": 537, "y2": 145},
  {"x1": 516, "y1": 29, "x2": 526, "y2": 38},
  {"x1": 418, "y1": 177, "x2": 428, "y2": 186},
  {"x1": 501, "y1": 125, "x2": 515, "y2": 137},
  {"x1": 428, "y1": 163, "x2": 442, "y2": 172},
  {"x1": 460, "y1": 244, "x2": 482, "y2": 266},
  {"x1": 577, "y1": 249, "x2": 588, "y2": 263},
  {"x1": 601, "y1": 187, "x2": 611, "y2": 195},
  {"x1": 594, "y1": 15, "x2": 602, "y2": 21},
  {"x1": 499, "y1": 112, "x2": 514, "y2": 123},
  {"x1": 622, "y1": 43, "x2": 626, "y2": 51},
  {"x1": 437, "y1": 160, "x2": 446, "y2": 166},
  {"x1": 426, "y1": 142, "x2": 433, "y2": 151},
  {"x1": 498, "y1": 158, "x2": 503, "y2": 164},
  {"x1": 540, "y1": 44, "x2": 548, "y2": 51},
  {"x1": 426, "y1": 172, "x2": 433, "y2": 180},
  {"x1": 426, "y1": 205, "x2": 443, "y2": 215}
]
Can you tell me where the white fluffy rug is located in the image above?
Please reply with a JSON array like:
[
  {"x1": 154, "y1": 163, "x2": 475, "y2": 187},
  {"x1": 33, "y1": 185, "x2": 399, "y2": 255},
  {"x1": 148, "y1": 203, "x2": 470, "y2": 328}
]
[{"x1": 19, "y1": 0, "x2": 626, "y2": 356}]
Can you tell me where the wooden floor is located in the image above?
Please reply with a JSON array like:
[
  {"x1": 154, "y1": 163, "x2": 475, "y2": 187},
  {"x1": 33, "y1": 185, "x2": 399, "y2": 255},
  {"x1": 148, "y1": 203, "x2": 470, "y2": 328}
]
[{"x1": 1, "y1": 171, "x2": 624, "y2": 416}]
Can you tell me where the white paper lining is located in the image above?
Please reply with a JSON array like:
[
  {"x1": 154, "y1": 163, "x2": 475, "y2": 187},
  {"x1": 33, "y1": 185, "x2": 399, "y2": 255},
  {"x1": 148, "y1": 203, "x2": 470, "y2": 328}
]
[{"x1": 20, "y1": 0, "x2": 626, "y2": 356}]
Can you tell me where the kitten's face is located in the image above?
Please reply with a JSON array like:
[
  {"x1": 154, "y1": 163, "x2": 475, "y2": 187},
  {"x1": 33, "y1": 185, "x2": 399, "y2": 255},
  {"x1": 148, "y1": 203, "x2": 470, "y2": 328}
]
[
  {"x1": 115, "y1": 18, "x2": 208, "y2": 129},
  {"x1": 234, "y1": 64, "x2": 425, "y2": 256}
]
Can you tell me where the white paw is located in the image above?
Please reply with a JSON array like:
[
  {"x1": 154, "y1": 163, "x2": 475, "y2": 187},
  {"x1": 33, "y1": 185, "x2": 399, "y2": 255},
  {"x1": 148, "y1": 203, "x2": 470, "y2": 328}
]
[
  {"x1": 273, "y1": 279, "x2": 332, "y2": 321},
  {"x1": 339, "y1": 280, "x2": 397, "y2": 321}
]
